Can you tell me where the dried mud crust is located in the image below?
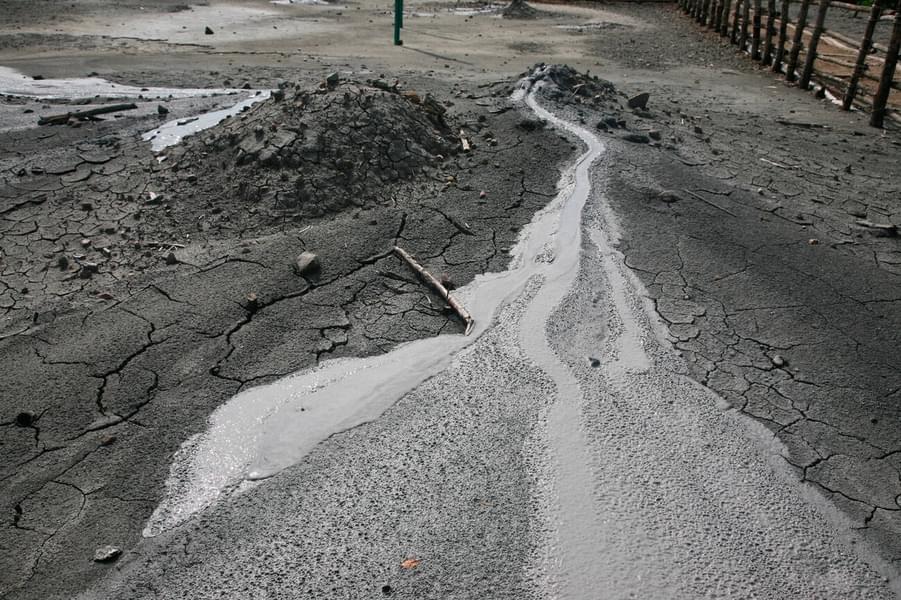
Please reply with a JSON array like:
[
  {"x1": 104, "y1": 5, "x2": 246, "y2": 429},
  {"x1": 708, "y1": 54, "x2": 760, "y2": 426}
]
[
  {"x1": 0, "y1": 74, "x2": 575, "y2": 599},
  {"x1": 537, "y1": 62, "x2": 901, "y2": 570}
]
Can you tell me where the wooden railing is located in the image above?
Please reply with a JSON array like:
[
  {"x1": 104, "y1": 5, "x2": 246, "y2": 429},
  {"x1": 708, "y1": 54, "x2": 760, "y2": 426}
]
[{"x1": 678, "y1": 0, "x2": 901, "y2": 127}]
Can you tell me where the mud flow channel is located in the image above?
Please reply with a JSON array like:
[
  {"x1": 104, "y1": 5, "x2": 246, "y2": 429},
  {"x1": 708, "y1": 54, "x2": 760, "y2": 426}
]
[{"x1": 138, "y1": 67, "x2": 895, "y2": 598}]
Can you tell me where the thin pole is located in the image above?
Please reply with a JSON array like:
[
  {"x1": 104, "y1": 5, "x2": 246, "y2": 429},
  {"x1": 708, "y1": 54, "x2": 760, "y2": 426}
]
[
  {"x1": 842, "y1": 2, "x2": 882, "y2": 109},
  {"x1": 740, "y1": 0, "x2": 751, "y2": 51},
  {"x1": 773, "y1": 0, "x2": 790, "y2": 71},
  {"x1": 394, "y1": 0, "x2": 403, "y2": 46},
  {"x1": 799, "y1": 0, "x2": 831, "y2": 89},
  {"x1": 871, "y1": 6, "x2": 901, "y2": 127},
  {"x1": 720, "y1": 0, "x2": 733, "y2": 35},
  {"x1": 762, "y1": 0, "x2": 777, "y2": 64},
  {"x1": 732, "y1": 0, "x2": 743, "y2": 43},
  {"x1": 752, "y1": 0, "x2": 763, "y2": 59},
  {"x1": 785, "y1": 0, "x2": 812, "y2": 82}
]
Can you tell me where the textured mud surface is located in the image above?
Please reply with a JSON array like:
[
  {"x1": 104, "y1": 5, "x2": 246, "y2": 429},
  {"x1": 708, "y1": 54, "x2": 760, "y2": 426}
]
[{"x1": 0, "y1": 72, "x2": 574, "y2": 598}]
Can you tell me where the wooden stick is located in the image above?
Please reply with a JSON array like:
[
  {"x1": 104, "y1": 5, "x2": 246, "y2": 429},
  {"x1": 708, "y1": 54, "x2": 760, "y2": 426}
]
[
  {"x1": 732, "y1": 0, "x2": 743, "y2": 43},
  {"x1": 871, "y1": 6, "x2": 901, "y2": 128},
  {"x1": 740, "y1": 0, "x2": 752, "y2": 50},
  {"x1": 38, "y1": 103, "x2": 139, "y2": 126},
  {"x1": 763, "y1": 0, "x2": 777, "y2": 64},
  {"x1": 785, "y1": 0, "x2": 811, "y2": 81},
  {"x1": 752, "y1": 0, "x2": 764, "y2": 59},
  {"x1": 827, "y1": 29, "x2": 888, "y2": 54},
  {"x1": 800, "y1": 0, "x2": 831, "y2": 89},
  {"x1": 773, "y1": 0, "x2": 791, "y2": 70},
  {"x1": 393, "y1": 246, "x2": 474, "y2": 335},
  {"x1": 720, "y1": 0, "x2": 733, "y2": 34}
]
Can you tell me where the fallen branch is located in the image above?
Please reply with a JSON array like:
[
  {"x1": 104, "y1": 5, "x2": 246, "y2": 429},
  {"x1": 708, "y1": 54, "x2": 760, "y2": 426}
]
[
  {"x1": 39, "y1": 103, "x2": 139, "y2": 125},
  {"x1": 393, "y1": 245, "x2": 474, "y2": 335}
]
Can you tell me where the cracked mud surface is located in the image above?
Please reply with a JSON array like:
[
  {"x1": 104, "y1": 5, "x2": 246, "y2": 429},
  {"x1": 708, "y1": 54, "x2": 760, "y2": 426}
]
[
  {"x1": 570, "y1": 3, "x2": 901, "y2": 576},
  {"x1": 0, "y1": 70, "x2": 573, "y2": 597},
  {"x1": 1, "y1": 0, "x2": 900, "y2": 596}
]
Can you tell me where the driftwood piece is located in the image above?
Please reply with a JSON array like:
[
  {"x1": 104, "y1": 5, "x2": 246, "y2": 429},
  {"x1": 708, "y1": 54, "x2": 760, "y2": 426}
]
[
  {"x1": 843, "y1": 3, "x2": 884, "y2": 109},
  {"x1": 785, "y1": 0, "x2": 812, "y2": 81},
  {"x1": 393, "y1": 246, "x2": 474, "y2": 335},
  {"x1": 38, "y1": 103, "x2": 139, "y2": 126},
  {"x1": 871, "y1": 7, "x2": 901, "y2": 128}
]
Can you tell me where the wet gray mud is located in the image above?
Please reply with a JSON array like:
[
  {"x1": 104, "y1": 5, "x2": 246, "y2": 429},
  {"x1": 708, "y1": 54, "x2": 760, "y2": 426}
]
[{"x1": 79, "y1": 67, "x2": 897, "y2": 599}]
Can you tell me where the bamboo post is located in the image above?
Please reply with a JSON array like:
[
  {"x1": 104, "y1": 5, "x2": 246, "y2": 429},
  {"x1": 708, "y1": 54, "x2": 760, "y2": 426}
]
[
  {"x1": 752, "y1": 0, "x2": 763, "y2": 59},
  {"x1": 393, "y1": 246, "x2": 474, "y2": 335},
  {"x1": 800, "y1": 0, "x2": 831, "y2": 89},
  {"x1": 709, "y1": 0, "x2": 719, "y2": 28},
  {"x1": 720, "y1": 0, "x2": 732, "y2": 35},
  {"x1": 698, "y1": 0, "x2": 708, "y2": 23},
  {"x1": 785, "y1": 0, "x2": 812, "y2": 81},
  {"x1": 731, "y1": 0, "x2": 743, "y2": 43},
  {"x1": 871, "y1": 6, "x2": 901, "y2": 127},
  {"x1": 763, "y1": 0, "x2": 777, "y2": 64},
  {"x1": 843, "y1": 4, "x2": 883, "y2": 109},
  {"x1": 773, "y1": 0, "x2": 791, "y2": 70},
  {"x1": 740, "y1": 0, "x2": 752, "y2": 51}
]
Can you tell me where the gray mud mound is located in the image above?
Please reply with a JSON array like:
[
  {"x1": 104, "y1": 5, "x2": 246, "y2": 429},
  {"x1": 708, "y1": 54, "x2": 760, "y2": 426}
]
[
  {"x1": 153, "y1": 80, "x2": 458, "y2": 230},
  {"x1": 502, "y1": 0, "x2": 540, "y2": 19},
  {"x1": 523, "y1": 63, "x2": 618, "y2": 105}
]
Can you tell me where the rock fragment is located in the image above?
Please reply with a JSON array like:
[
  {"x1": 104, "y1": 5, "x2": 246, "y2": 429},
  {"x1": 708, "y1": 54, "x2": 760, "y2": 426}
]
[
  {"x1": 294, "y1": 251, "x2": 320, "y2": 275},
  {"x1": 93, "y1": 545, "x2": 122, "y2": 563},
  {"x1": 627, "y1": 92, "x2": 650, "y2": 110},
  {"x1": 204, "y1": 26, "x2": 214, "y2": 35}
]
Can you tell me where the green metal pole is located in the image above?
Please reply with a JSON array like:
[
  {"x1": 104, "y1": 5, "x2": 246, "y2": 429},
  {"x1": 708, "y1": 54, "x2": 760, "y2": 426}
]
[{"x1": 394, "y1": 0, "x2": 403, "y2": 45}]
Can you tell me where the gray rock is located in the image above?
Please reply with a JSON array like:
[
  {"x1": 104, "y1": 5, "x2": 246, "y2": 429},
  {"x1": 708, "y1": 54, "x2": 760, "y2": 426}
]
[
  {"x1": 295, "y1": 251, "x2": 321, "y2": 276},
  {"x1": 204, "y1": 26, "x2": 214, "y2": 35},
  {"x1": 93, "y1": 545, "x2": 122, "y2": 563},
  {"x1": 648, "y1": 130, "x2": 662, "y2": 141},
  {"x1": 157, "y1": 104, "x2": 169, "y2": 115},
  {"x1": 657, "y1": 190, "x2": 682, "y2": 203},
  {"x1": 771, "y1": 355, "x2": 786, "y2": 368},
  {"x1": 325, "y1": 72, "x2": 340, "y2": 87},
  {"x1": 622, "y1": 133, "x2": 650, "y2": 144},
  {"x1": 627, "y1": 92, "x2": 650, "y2": 110}
]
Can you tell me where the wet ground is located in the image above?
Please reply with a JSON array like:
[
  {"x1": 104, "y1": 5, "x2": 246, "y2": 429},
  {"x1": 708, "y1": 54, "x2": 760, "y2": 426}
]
[{"x1": 1, "y1": 0, "x2": 900, "y2": 598}]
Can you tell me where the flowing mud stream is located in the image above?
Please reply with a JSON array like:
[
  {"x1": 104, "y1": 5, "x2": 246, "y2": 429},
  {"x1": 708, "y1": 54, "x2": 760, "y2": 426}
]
[{"x1": 139, "y1": 68, "x2": 897, "y2": 597}]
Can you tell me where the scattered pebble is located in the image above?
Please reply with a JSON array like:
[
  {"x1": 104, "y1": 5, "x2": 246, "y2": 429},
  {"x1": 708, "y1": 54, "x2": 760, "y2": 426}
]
[{"x1": 93, "y1": 545, "x2": 122, "y2": 563}]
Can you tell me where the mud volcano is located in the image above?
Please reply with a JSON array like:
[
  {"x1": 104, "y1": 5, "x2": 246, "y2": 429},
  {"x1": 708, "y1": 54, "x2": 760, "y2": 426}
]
[{"x1": 151, "y1": 78, "x2": 460, "y2": 233}]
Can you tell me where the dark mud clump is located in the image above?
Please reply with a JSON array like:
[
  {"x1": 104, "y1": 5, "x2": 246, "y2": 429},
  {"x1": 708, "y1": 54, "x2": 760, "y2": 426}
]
[
  {"x1": 519, "y1": 64, "x2": 618, "y2": 107},
  {"x1": 502, "y1": 0, "x2": 540, "y2": 19},
  {"x1": 151, "y1": 78, "x2": 459, "y2": 232}
]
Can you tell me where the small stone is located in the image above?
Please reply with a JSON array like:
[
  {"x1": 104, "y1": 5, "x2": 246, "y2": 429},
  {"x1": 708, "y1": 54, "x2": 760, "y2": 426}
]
[
  {"x1": 771, "y1": 355, "x2": 786, "y2": 368},
  {"x1": 204, "y1": 26, "x2": 214, "y2": 35},
  {"x1": 79, "y1": 262, "x2": 99, "y2": 278},
  {"x1": 648, "y1": 130, "x2": 661, "y2": 141},
  {"x1": 57, "y1": 255, "x2": 69, "y2": 270},
  {"x1": 808, "y1": 238, "x2": 819, "y2": 245},
  {"x1": 622, "y1": 133, "x2": 650, "y2": 144},
  {"x1": 272, "y1": 89, "x2": 285, "y2": 102},
  {"x1": 80, "y1": 238, "x2": 92, "y2": 247},
  {"x1": 165, "y1": 252, "x2": 178, "y2": 265},
  {"x1": 15, "y1": 412, "x2": 34, "y2": 427},
  {"x1": 382, "y1": 585, "x2": 393, "y2": 596},
  {"x1": 589, "y1": 357, "x2": 601, "y2": 368},
  {"x1": 658, "y1": 190, "x2": 682, "y2": 203},
  {"x1": 479, "y1": 190, "x2": 487, "y2": 199},
  {"x1": 93, "y1": 545, "x2": 122, "y2": 563},
  {"x1": 157, "y1": 104, "x2": 169, "y2": 115},
  {"x1": 294, "y1": 251, "x2": 320, "y2": 275},
  {"x1": 100, "y1": 435, "x2": 117, "y2": 446},
  {"x1": 627, "y1": 92, "x2": 650, "y2": 110},
  {"x1": 693, "y1": 125, "x2": 704, "y2": 135},
  {"x1": 325, "y1": 72, "x2": 340, "y2": 87},
  {"x1": 97, "y1": 292, "x2": 114, "y2": 300}
]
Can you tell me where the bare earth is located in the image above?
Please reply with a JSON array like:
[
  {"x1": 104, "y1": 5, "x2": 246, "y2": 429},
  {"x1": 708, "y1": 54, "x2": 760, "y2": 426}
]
[{"x1": 1, "y1": 0, "x2": 899, "y2": 598}]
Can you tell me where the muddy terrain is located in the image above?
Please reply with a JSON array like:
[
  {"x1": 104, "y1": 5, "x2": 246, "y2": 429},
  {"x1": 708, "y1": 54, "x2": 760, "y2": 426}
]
[{"x1": 1, "y1": 0, "x2": 900, "y2": 598}]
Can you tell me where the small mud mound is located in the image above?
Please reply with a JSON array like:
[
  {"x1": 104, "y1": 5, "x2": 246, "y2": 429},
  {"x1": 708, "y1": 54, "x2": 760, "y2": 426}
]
[
  {"x1": 522, "y1": 64, "x2": 618, "y2": 103},
  {"x1": 155, "y1": 78, "x2": 458, "y2": 224},
  {"x1": 502, "y1": 0, "x2": 540, "y2": 19}
]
